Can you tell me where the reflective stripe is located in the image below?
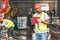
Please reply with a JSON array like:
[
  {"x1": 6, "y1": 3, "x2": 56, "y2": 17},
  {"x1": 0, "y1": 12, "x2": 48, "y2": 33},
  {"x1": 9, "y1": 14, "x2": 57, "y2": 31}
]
[
  {"x1": 34, "y1": 24, "x2": 39, "y2": 32},
  {"x1": 5, "y1": 22, "x2": 13, "y2": 28},
  {"x1": 39, "y1": 12, "x2": 47, "y2": 31},
  {"x1": 4, "y1": 19, "x2": 14, "y2": 28}
]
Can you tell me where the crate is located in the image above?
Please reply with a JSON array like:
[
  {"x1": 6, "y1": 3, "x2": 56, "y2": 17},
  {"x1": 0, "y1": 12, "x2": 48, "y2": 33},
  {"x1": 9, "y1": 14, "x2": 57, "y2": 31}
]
[{"x1": 17, "y1": 17, "x2": 27, "y2": 29}]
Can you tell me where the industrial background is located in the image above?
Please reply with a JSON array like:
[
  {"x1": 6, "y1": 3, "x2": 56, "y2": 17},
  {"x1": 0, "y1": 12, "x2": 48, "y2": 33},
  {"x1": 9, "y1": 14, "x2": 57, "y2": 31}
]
[{"x1": 1, "y1": 0, "x2": 60, "y2": 40}]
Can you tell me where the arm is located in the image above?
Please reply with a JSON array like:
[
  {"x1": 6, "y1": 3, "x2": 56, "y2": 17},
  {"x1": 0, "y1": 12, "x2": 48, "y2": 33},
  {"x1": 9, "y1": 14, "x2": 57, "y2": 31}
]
[
  {"x1": 42, "y1": 13, "x2": 49, "y2": 24},
  {"x1": 37, "y1": 13, "x2": 49, "y2": 24},
  {"x1": 37, "y1": 19, "x2": 49, "y2": 24},
  {"x1": 42, "y1": 19, "x2": 49, "y2": 24}
]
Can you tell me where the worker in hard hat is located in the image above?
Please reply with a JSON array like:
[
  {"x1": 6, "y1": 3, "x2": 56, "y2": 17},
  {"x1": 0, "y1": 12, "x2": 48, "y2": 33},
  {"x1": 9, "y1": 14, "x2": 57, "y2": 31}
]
[
  {"x1": 0, "y1": 14, "x2": 16, "y2": 39},
  {"x1": 32, "y1": 3, "x2": 49, "y2": 40}
]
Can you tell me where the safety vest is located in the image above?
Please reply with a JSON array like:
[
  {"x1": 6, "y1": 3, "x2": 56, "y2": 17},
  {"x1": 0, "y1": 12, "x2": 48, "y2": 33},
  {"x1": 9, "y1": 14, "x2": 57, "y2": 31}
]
[
  {"x1": 4, "y1": 19, "x2": 14, "y2": 28},
  {"x1": 33, "y1": 12, "x2": 48, "y2": 32}
]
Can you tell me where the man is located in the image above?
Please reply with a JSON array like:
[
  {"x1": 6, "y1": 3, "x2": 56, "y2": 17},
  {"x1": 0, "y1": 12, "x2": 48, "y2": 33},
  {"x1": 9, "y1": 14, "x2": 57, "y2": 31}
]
[
  {"x1": 1, "y1": 19, "x2": 15, "y2": 39},
  {"x1": 32, "y1": 3, "x2": 49, "y2": 40},
  {"x1": 0, "y1": 14, "x2": 15, "y2": 40}
]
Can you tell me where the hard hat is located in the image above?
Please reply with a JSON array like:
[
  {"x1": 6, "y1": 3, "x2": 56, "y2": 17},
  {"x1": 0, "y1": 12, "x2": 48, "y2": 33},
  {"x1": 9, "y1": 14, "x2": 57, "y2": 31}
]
[
  {"x1": 0, "y1": 17, "x2": 3, "y2": 21},
  {"x1": 0, "y1": 14, "x2": 4, "y2": 21},
  {"x1": 33, "y1": 3, "x2": 40, "y2": 9}
]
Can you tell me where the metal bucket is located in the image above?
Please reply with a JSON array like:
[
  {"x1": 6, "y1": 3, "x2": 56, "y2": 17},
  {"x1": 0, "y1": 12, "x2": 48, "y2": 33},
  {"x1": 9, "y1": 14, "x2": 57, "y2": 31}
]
[
  {"x1": 32, "y1": 33, "x2": 36, "y2": 40},
  {"x1": 19, "y1": 36, "x2": 27, "y2": 40}
]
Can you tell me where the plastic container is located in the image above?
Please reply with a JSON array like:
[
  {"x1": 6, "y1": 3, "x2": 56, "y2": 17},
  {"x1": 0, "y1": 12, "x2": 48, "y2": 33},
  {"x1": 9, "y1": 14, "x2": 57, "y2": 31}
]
[{"x1": 32, "y1": 33, "x2": 36, "y2": 40}]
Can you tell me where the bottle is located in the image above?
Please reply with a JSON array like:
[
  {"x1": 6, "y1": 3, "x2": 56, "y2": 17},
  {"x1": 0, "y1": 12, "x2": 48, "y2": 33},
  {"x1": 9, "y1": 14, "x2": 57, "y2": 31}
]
[{"x1": 32, "y1": 33, "x2": 36, "y2": 40}]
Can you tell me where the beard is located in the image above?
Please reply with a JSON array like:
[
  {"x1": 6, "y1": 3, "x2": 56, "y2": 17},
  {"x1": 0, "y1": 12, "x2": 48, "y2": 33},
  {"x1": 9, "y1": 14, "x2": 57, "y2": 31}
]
[{"x1": 34, "y1": 10, "x2": 41, "y2": 14}]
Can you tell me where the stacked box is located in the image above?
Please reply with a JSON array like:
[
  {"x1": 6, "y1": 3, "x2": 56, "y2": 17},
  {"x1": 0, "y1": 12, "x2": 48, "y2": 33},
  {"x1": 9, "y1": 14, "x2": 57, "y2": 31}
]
[{"x1": 17, "y1": 17, "x2": 27, "y2": 29}]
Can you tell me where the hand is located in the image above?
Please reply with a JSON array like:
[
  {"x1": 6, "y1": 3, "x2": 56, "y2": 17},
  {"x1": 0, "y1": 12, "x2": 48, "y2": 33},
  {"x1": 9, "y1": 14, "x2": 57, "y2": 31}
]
[{"x1": 37, "y1": 19, "x2": 42, "y2": 23}]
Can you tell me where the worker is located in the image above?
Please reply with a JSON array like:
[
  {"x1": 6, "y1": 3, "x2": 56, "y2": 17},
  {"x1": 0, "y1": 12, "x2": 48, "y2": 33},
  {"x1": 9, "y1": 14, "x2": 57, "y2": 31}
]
[
  {"x1": 32, "y1": 3, "x2": 49, "y2": 40},
  {"x1": 0, "y1": 16, "x2": 16, "y2": 39}
]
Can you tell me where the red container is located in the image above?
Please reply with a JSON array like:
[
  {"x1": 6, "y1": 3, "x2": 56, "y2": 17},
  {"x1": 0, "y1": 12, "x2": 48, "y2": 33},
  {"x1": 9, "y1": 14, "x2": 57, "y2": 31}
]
[{"x1": 32, "y1": 17, "x2": 39, "y2": 24}]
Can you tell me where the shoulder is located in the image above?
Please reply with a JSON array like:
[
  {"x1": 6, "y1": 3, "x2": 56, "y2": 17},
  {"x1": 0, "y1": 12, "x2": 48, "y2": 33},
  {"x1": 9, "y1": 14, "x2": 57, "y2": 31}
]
[
  {"x1": 4, "y1": 19, "x2": 13, "y2": 22},
  {"x1": 41, "y1": 12, "x2": 48, "y2": 16},
  {"x1": 33, "y1": 12, "x2": 38, "y2": 17},
  {"x1": 41, "y1": 12, "x2": 47, "y2": 14},
  {"x1": 41, "y1": 12, "x2": 49, "y2": 19}
]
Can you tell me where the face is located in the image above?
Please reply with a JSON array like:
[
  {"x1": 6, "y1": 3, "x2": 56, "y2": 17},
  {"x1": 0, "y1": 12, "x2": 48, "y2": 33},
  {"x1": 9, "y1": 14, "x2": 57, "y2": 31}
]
[{"x1": 34, "y1": 7, "x2": 41, "y2": 13}]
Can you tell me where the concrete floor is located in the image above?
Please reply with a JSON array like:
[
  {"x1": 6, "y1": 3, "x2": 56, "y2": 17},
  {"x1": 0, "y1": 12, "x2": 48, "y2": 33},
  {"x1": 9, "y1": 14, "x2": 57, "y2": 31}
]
[{"x1": 14, "y1": 29, "x2": 32, "y2": 40}]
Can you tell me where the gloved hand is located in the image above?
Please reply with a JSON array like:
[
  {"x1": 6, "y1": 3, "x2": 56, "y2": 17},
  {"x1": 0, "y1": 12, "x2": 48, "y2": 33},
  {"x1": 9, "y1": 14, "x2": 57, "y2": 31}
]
[{"x1": 37, "y1": 19, "x2": 42, "y2": 23}]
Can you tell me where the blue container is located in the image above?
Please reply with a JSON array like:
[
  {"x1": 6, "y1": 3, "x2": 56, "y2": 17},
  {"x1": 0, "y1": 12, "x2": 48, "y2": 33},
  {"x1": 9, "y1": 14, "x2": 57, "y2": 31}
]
[{"x1": 14, "y1": 22, "x2": 18, "y2": 29}]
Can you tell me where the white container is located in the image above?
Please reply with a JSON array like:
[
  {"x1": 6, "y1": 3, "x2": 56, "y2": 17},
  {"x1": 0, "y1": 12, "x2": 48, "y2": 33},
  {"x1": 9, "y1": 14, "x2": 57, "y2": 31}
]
[
  {"x1": 32, "y1": 33, "x2": 36, "y2": 40},
  {"x1": 17, "y1": 17, "x2": 27, "y2": 29},
  {"x1": 19, "y1": 36, "x2": 27, "y2": 40}
]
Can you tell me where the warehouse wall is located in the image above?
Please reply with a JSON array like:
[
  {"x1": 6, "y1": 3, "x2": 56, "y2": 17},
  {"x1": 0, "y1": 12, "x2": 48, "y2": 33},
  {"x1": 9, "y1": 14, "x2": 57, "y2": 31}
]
[
  {"x1": 10, "y1": 0, "x2": 59, "y2": 29},
  {"x1": 12, "y1": 1, "x2": 56, "y2": 16},
  {"x1": 57, "y1": 1, "x2": 60, "y2": 16},
  {"x1": 10, "y1": 0, "x2": 58, "y2": 28}
]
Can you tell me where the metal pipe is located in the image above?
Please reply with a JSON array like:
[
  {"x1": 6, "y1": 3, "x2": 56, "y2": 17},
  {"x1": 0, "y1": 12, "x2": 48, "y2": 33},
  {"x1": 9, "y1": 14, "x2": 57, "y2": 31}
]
[{"x1": 13, "y1": 1, "x2": 56, "y2": 3}]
